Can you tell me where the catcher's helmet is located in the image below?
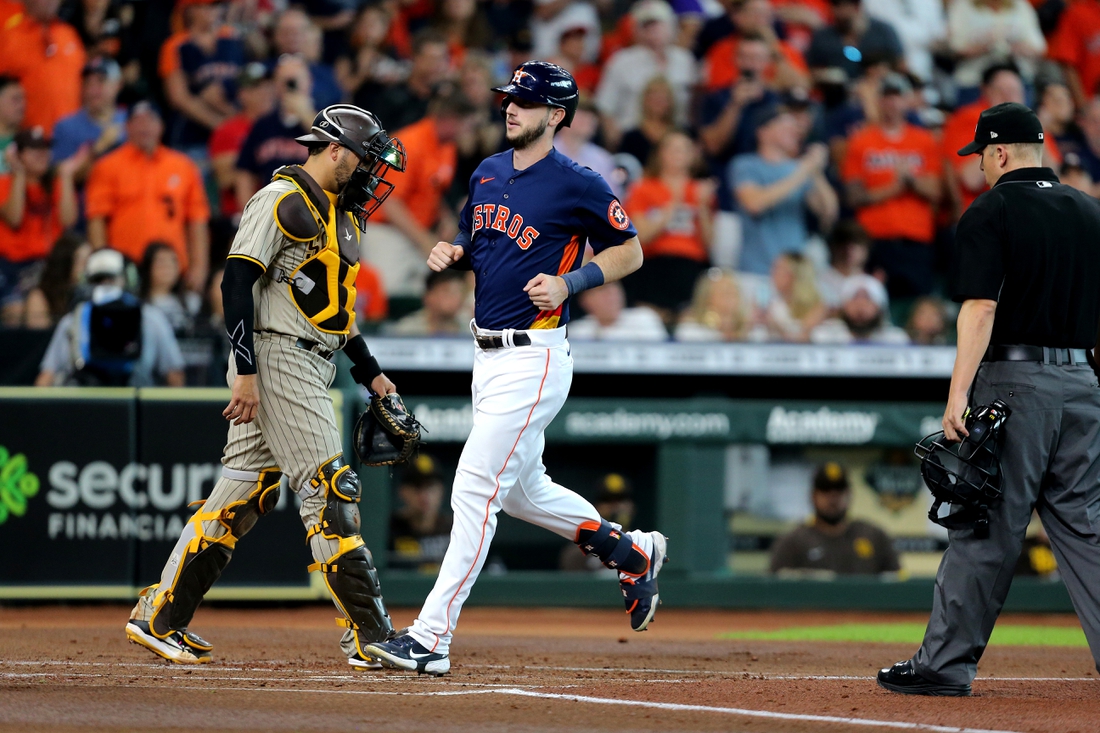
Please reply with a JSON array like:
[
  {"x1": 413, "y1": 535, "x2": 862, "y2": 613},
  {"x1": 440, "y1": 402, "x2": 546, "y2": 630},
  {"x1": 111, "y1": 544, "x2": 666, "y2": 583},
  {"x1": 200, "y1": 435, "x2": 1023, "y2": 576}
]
[
  {"x1": 492, "y1": 60, "x2": 579, "y2": 128},
  {"x1": 295, "y1": 104, "x2": 407, "y2": 230},
  {"x1": 914, "y1": 399, "x2": 1012, "y2": 539}
]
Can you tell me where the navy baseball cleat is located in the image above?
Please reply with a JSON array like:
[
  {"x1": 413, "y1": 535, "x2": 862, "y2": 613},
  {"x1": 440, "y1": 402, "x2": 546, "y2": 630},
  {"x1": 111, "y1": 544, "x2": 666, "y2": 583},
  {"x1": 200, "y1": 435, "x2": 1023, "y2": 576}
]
[
  {"x1": 620, "y1": 531, "x2": 667, "y2": 632},
  {"x1": 365, "y1": 633, "x2": 450, "y2": 677},
  {"x1": 877, "y1": 660, "x2": 971, "y2": 696}
]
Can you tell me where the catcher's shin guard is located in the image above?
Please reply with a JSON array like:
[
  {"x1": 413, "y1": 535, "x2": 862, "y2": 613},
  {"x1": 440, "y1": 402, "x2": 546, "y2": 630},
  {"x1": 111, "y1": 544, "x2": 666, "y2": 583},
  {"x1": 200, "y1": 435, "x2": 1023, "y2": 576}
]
[
  {"x1": 306, "y1": 455, "x2": 394, "y2": 654},
  {"x1": 149, "y1": 467, "x2": 282, "y2": 638},
  {"x1": 575, "y1": 519, "x2": 649, "y2": 576}
]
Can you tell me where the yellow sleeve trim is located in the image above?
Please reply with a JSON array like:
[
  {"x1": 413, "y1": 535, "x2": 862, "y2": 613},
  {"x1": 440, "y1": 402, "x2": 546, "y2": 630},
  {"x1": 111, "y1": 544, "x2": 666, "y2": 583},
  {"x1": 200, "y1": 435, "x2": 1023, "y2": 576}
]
[
  {"x1": 226, "y1": 254, "x2": 268, "y2": 272},
  {"x1": 274, "y1": 190, "x2": 319, "y2": 243}
]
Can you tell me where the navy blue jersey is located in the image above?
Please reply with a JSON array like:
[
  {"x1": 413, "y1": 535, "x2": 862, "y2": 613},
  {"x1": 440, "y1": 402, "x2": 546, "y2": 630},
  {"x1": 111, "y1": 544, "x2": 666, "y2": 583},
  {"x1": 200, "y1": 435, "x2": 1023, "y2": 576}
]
[{"x1": 457, "y1": 148, "x2": 637, "y2": 331}]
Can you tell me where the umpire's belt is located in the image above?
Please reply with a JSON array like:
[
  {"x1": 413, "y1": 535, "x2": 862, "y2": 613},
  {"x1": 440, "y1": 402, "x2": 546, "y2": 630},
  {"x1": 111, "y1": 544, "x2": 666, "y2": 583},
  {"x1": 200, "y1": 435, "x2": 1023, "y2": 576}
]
[
  {"x1": 983, "y1": 344, "x2": 1090, "y2": 366},
  {"x1": 470, "y1": 320, "x2": 565, "y2": 350}
]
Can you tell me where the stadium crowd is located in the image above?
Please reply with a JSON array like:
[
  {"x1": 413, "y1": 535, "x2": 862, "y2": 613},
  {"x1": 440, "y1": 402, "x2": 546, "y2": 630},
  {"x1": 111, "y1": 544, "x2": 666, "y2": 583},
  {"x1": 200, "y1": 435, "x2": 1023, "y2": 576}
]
[{"x1": 1, "y1": 0, "x2": 1095, "y2": 384}]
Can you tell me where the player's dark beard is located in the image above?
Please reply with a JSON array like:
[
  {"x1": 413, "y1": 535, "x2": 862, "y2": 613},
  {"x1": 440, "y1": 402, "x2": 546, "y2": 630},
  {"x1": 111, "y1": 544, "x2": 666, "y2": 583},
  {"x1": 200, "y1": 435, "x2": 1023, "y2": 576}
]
[
  {"x1": 815, "y1": 507, "x2": 847, "y2": 526},
  {"x1": 334, "y1": 150, "x2": 358, "y2": 191},
  {"x1": 508, "y1": 111, "x2": 550, "y2": 150}
]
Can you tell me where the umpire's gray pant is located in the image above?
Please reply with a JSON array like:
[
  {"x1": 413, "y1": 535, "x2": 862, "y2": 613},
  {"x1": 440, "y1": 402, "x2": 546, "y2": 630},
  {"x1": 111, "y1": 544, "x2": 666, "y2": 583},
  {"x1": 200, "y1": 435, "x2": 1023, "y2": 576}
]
[{"x1": 913, "y1": 360, "x2": 1100, "y2": 684}]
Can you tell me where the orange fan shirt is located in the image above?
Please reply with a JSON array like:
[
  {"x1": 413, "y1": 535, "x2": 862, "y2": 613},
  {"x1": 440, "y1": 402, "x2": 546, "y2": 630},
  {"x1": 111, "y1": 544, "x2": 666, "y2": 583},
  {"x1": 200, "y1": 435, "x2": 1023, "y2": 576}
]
[
  {"x1": 0, "y1": 12, "x2": 86, "y2": 133},
  {"x1": 85, "y1": 143, "x2": 210, "y2": 271},
  {"x1": 0, "y1": 174, "x2": 61, "y2": 262},
  {"x1": 1049, "y1": 0, "x2": 1100, "y2": 99},
  {"x1": 842, "y1": 124, "x2": 941, "y2": 244},
  {"x1": 702, "y1": 36, "x2": 808, "y2": 94},
  {"x1": 355, "y1": 260, "x2": 389, "y2": 321},
  {"x1": 941, "y1": 100, "x2": 1062, "y2": 213},
  {"x1": 624, "y1": 177, "x2": 708, "y2": 262},
  {"x1": 371, "y1": 116, "x2": 455, "y2": 229}
]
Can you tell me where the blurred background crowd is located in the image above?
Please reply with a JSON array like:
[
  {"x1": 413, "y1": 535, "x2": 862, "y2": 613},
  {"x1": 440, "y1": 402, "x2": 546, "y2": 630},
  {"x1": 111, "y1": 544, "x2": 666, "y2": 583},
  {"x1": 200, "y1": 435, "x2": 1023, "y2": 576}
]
[{"x1": 2, "y1": 0, "x2": 1096, "y2": 386}]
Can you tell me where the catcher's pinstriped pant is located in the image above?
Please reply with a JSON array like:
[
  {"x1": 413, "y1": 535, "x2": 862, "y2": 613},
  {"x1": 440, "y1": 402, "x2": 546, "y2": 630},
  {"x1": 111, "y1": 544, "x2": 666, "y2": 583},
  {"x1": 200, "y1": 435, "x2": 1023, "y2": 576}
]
[
  {"x1": 913, "y1": 360, "x2": 1100, "y2": 684},
  {"x1": 134, "y1": 332, "x2": 371, "y2": 658}
]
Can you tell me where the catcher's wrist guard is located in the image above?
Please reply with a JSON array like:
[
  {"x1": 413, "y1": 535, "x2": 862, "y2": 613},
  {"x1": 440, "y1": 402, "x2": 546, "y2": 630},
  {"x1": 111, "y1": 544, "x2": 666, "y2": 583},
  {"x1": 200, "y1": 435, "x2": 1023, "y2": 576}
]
[
  {"x1": 353, "y1": 394, "x2": 422, "y2": 466},
  {"x1": 344, "y1": 334, "x2": 383, "y2": 386}
]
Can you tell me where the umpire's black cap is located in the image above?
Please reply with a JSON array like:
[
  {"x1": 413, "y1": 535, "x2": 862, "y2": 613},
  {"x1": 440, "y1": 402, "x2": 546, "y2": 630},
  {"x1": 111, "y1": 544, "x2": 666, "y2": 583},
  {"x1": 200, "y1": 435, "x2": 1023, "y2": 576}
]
[{"x1": 957, "y1": 102, "x2": 1045, "y2": 156}]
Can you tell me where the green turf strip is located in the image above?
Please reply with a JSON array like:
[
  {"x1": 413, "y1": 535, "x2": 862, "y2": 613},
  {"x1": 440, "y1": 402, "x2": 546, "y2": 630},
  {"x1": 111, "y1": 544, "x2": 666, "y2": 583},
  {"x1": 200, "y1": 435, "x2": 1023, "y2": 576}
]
[{"x1": 718, "y1": 623, "x2": 1088, "y2": 647}]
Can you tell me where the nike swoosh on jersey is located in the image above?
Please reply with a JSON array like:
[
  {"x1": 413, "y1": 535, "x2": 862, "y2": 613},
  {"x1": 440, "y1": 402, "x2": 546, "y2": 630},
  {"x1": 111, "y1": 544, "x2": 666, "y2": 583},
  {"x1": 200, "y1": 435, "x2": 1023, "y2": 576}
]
[{"x1": 480, "y1": 177, "x2": 495, "y2": 184}]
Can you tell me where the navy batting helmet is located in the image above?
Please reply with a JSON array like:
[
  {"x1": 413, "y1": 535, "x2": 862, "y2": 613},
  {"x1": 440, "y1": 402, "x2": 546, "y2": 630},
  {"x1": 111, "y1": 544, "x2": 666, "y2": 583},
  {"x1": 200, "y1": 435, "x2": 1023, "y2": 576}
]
[{"x1": 492, "y1": 60, "x2": 579, "y2": 128}]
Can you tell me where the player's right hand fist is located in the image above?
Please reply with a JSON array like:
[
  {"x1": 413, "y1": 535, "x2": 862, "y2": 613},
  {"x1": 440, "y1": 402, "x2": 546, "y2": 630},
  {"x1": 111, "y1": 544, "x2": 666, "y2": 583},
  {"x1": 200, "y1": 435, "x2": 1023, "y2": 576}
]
[{"x1": 427, "y1": 242, "x2": 464, "y2": 272}]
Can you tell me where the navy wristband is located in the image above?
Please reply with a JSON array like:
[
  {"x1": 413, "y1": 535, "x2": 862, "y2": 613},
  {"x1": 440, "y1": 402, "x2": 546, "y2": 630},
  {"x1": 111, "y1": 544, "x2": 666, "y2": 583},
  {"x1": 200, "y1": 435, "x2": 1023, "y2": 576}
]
[{"x1": 561, "y1": 261, "x2": 605, "y2": 297}]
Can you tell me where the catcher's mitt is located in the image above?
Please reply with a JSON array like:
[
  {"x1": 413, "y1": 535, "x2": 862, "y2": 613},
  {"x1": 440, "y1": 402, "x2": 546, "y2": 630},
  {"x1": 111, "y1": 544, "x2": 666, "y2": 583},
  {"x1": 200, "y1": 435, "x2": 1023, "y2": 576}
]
[{"x1": 353, "y1": 394, "x2": 422, "y2": 466}]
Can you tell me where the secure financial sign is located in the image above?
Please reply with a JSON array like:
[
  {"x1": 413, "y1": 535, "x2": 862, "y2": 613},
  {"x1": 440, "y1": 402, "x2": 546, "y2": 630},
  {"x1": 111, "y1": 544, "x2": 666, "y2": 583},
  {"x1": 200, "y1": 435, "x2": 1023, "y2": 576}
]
[{"x1": 0, "y1": 390, "x2": 312, "y2": 592}]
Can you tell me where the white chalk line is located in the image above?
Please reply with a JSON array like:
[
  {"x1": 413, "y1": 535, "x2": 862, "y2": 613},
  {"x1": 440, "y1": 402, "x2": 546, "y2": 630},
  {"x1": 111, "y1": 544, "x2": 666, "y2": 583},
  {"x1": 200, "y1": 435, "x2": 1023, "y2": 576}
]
[{"x1": 27, "y1": 682, "x2": 1027, "y2": 733}]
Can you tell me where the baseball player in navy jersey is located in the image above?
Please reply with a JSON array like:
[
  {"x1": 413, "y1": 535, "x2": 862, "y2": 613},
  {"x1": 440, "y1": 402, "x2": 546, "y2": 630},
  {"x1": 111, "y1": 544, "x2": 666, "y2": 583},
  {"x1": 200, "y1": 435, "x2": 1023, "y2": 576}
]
[{"x1": 367, "y1": 61, "x2": 667, "y2": 677}]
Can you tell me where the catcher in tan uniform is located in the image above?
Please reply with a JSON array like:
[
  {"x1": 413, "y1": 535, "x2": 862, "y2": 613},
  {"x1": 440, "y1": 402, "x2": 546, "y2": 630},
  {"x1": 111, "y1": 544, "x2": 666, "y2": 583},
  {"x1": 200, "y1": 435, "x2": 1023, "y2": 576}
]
[{"x1": 125, "y1": 105, "x2": 413, "y2": 668}]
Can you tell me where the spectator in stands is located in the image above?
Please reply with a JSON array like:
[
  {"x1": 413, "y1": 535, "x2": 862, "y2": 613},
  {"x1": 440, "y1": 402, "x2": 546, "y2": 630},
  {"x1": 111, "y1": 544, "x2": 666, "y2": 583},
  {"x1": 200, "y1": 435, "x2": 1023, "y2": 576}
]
[
  {"x1": 385, "y1": 269, "x2": 469, "y2": 337},
  {"x1": 270, "y1": 7, "x2": 343, "y2": 109},
  {"x1": 699, "y1": 32, "x2": 783, "y2": 178},
  {"x1": 86, "y1": 101, "x2": 211, "y2": 293},
  {"x1": 365, "y1": 89, "x2": 476, "y2": 297},
  {"x1": 596, "y1": 0, "x2": 697, "y2": 148},
  {"x1": 698, "y1": 0, "x2": 810, "y2": 96},
  {"x1": 36, "y1": 248, "x2": 185, "y2": 387},
  {"x1": 842, "y1": 73, "x2": 940, "y2": 298},
  {"x1": 623, "y1": 131, "x2": 716, "y2": 319},
  {"x1": 765, "y1": 252, "x2": 827, "y2": 341},
  {"x1": 810, "y1": 274, "x2": 909, "y2": 344},
  {"x1": 532, "y1": 0, "x2": 601, "y2": 68},
  {"x1": 770, "y1": 462, "x2": 901, "y2": 576},
  {"x1": 732, "y1": 106, "x2": 836, "y2": 276},
  {"x1": 389, "y1": 454, "x2": 453, "y2": 572},
  {"x1": 51, "y1": 58, "x2": 128, "y2": 178},
  {"x1": 817, "y1": 219, "x2": 871, "y2": 309},
  {"x1": 334, "y1": 4, "x2": 404, "y2": 96},
  {"x1": 0, "y1": 127, "x2": 82, "y2": 326},
  {"x1": 1061, "y1": 98, "x2": 1100, "y2": 187},
  {"x1": 1037, "y1": 78, "x2": 1080, "y2": 152},
  {"x1": 355, "y1": 260, "x2": 389, "y2": 326},
  {"x1": 354, "y1": 30, "x2": 451, "y2": 134},
  {"x1": 452, "y1": 52, "x2": 504, "y2": 199},
  {"x1": 618, "y1": 76, "x2": 677, "y2": 174},
  {"x1": 1060, "y1": 152, "x2": 1095, "y2": 195},
  {"x1": 61, "y1": 0, "x2": 138, "y2": 63},
  {"x1": 946, "y1": 0, "x2": 1046, "y2": 105},
  {"x1": 23, "y1": 232, "x2": 91, "y2": 329},
  {"x1": 160, "y1": 0, "x2": 244, "y2": 153},
  {"x1": 805, "y1": 0, "x2": 903, "y2": 82},
  {"x1": 940, "y1": 64, "x2": 1034, "y2": 220},
  {"x1": 139, "y1": 242, "x2": 200, "y2": 335},
  {"x1": 1049, "y1": 0, "x2": 1100, "y2": 108},
  {"x1": 863, "y1": 0, "x2": 946, "y2": 83},
  {"x1": 0, "y1": 76, "x2": 25, "y2": 175},
  {"x1": 233, "y1": 55, "x2": 313, "y2": 209},
  {"x1": 555, "y1": 100, "x2": 619, "y2": 194},
  {"x1": 549, "y1": 23, "x2": 601, "y2": 95},
  {"x1": 560, "y1": 473, "x2": 636, "y2": 572},
  {"x1": 0, "y1": 0, "x2": 86, "y2": 133},
  {"x1": 567, "y1": 281, "x2": 668, "y2": 341},
  {"x1": 675, "y1": 268, "x2": 761, "y2": 342},
  {"x1": 431, "y1": 0, "x2": 493, "y2": 65},
  {"x1": 208, "y1": 62, "x2": 275, "y2": 221},
  {"x1": 905, "y1": 295, "x2": 948, "y2": 345}
]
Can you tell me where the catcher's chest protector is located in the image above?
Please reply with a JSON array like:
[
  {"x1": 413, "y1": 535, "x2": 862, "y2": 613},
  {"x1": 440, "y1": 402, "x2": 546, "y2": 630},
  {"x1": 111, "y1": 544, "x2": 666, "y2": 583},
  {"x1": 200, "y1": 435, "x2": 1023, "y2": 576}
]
[{"x1": 273, "y1": 166, "x2": 360, "y2": 335}]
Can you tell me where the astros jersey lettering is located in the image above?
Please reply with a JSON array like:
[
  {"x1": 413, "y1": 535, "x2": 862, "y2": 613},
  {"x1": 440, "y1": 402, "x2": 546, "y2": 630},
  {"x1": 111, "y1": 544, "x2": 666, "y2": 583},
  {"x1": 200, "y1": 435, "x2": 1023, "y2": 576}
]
[{"x1": 458, "y1": 147, "x2": 637, "y2": 330}]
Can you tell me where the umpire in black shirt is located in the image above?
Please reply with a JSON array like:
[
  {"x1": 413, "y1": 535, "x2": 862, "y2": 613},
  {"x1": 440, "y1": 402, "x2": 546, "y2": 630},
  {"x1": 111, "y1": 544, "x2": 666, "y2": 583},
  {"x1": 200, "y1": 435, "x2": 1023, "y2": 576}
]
[{"x1": 879, "y1": 102, "x2": 1100, "y2": 695}]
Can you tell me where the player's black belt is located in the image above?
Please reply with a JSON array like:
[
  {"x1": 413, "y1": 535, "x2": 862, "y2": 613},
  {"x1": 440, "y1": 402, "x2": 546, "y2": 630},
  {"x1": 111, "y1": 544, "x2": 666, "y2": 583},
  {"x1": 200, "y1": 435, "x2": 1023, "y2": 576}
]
[
  {"x1": 295, "y1": 337, "x2": 335, "y2": 360},
  {"x1": 983, "y1": 344, "x2": 1090, "y2": 366},
  {"x1": 475, "y1": 332, "x2": 532, "y2": 350}
]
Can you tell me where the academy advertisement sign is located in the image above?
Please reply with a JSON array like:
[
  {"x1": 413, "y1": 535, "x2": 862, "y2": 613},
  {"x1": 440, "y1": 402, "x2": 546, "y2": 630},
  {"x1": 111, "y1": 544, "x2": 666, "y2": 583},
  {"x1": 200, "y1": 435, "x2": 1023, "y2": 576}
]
[{"x1": 0, "y1": 391, "x2": 312, "y2": 592}]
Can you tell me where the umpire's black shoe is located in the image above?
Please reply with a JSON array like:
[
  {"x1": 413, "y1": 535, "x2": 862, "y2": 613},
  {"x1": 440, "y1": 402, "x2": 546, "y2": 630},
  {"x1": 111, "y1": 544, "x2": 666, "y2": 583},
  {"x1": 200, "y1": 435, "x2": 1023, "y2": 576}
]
[{"x1": 877, "y1": 660, "x2": 971, "y2": 696}]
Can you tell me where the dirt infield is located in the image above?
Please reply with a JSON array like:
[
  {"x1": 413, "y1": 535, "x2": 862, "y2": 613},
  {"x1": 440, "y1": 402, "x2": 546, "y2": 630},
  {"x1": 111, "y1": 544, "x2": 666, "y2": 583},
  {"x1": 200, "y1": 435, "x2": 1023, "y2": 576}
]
[{"x1": 0, "y1": 605, "x2": 1095, "y2": 733}]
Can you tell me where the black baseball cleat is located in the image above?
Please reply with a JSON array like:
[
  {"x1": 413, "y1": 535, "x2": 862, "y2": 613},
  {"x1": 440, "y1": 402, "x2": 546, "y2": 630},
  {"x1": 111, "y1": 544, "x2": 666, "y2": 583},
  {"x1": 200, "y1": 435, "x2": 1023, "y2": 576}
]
[
  {"x1": 877, "y1": 660, "x2": 971, "y2": 696},
  {"x1": 365, "y1": 633, "x2": 449, "y2": 677},
  {"x1": 125, "y1": 619, "x2": 212, "y2": 664}
]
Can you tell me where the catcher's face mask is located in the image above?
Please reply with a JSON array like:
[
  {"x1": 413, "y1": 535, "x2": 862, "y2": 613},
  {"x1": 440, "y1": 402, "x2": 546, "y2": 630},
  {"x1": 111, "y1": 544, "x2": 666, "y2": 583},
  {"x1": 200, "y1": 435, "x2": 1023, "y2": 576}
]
[
  {"x1": 340, "y1": 133, "x2": 406, "y2": 232},
  {"x1": 915, "y1": 399, "x2": 1011, "y2": 539}
]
